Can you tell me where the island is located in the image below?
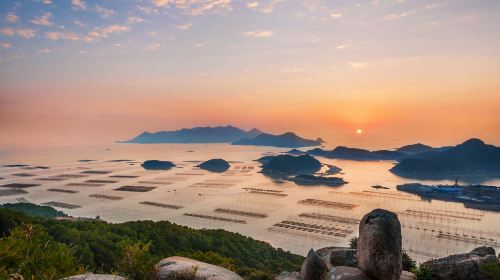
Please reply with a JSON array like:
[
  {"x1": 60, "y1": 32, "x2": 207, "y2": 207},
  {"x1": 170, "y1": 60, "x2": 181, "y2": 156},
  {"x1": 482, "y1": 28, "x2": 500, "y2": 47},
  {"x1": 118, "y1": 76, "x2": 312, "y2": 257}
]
[
  {"x1": 390, "y1": 138, "x2": 500, "y2": 179},
  {"x1": 196, "y1": 159, "x2": 230, "y2": 172},
  {"x1": 141, "y1": 160, "x2": 176, "y2": 170},
  {"x1": 122, "y1": 125, "x2": 262, "y2": 144},
  {"x1": 261, "y1": 154, "x2": 322, "y2": 175},
  {"x1": 304, "y1": 146, "x2": 405, "y2": 161},
  {"x1": 285, "y1": 174, "x2": 347, "y2": 187},
  {"x1": 395, "y1": 143, "x2": 450, "y2": 155},
  {"x1": 233, "y1": 132, "x2": 323, "y2": 148},
  {"x1": 396, "y1": 183, "x2": 500, "y2": 212}
]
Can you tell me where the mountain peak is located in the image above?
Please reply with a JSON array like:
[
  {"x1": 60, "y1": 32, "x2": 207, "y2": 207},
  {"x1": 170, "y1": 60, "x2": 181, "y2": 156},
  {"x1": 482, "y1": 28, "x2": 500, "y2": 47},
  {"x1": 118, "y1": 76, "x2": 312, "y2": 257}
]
[{"x1": 461, "y1": 138, "x2": 485, "y2": 146}]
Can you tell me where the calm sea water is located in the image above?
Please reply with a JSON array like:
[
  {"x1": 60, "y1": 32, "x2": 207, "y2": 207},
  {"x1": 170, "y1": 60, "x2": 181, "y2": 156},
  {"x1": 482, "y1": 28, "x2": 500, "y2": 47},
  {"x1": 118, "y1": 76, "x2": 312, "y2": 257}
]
[{"x1": 1, "y1": 143, "x2": 499, "y2": 263}]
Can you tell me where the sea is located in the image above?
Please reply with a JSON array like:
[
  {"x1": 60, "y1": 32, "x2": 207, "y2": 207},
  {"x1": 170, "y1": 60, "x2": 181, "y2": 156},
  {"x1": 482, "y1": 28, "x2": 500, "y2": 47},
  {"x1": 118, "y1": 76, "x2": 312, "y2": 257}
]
[{"x1": 1, "y1": 143, "x2": 499, "y2": 263}]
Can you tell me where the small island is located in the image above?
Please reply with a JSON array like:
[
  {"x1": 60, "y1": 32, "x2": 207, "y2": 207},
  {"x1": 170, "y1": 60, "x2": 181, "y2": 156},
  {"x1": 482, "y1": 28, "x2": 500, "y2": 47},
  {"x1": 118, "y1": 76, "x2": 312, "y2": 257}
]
[
  {"x1": 261, "y1": 154, "x2": 322, "y2": 176},
  {"x1": 196, "y1": 159, "x2": 230, "y2": 172},
  {"x1": 233, "y1": 132, "x2": 323, "y2": 148},
  {"x1": 396, "y1": 182, "x2": 500, "y2": 212},
  {"x1": 285, "y1": 174, "x2": 347, "y2": 187},
  {"x1": 391, "y1": 139, "x2": 500, "y2": 180},
  {"x1": 141, "y1": 160, "x2": 176, "y2": 170}
]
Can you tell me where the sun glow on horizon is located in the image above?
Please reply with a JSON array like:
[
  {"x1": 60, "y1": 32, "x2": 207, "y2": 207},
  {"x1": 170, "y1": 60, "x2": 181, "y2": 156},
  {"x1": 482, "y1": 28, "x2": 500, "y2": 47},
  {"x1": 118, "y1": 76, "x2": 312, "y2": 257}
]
[{"x1": 356, "y1": 129, "x2": 363, "y2": 135}]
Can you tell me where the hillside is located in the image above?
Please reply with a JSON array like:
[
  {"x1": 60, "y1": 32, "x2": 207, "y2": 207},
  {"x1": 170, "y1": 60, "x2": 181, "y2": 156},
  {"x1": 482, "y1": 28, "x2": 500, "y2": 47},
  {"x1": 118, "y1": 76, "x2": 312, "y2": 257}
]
[
  {"x1": 391, "y1": 138, "x2": 500, "y2": 178},
  {"x1": 233, "y1": 132, "x2": 323, "y2": 148},
  {"x1": 305, "y1": 146, "x2": 405, "y2": 161},
  {"x1": 0, "y1": 205, "x2": 303, "y2": 279},
  {"x1": 123, "y1": 126, "x2": 262, "y2": 144}
]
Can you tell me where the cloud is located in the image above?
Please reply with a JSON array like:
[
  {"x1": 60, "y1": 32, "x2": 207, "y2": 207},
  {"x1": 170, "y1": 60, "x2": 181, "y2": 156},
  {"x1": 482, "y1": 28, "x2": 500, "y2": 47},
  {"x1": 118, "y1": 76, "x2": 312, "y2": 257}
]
[
  {"x1": 0, "y1": 42, "x2": 11, "y2": 49},
  {"x1": 177, "y1": 23, "x2": 192, "y2": 30},
  {"x1": 246, "y1": 1, "x2": 258, "y2": 8},
  {"x1": 152, "y1": 0, "x2": 232, "y2": 15},
  {"x1": 46, "y1": 31, "x2": 79, "y2": 41},
  {"x1": 1, "y1": 28, "x2": 36, "y2": 38},
  {"x1": 153, "y1": 0, "x2": 168, "y2": 6},
  {"x1": 5, "y1": 13, "x2": 19, "y2": 23},
  {"x1": 38, "y1": 48, "x2": 51, "y2": 53},
  {"x1": 244, "y1": 30, "x2": 273, "y2": 37},
  {"x1": 31, "y1": 12, "x2": 53, "y2": 26},
  {"x1": 246, "y1": 0, "x2": 281, "y2": 14},
  {"x1": 85, "y1": 25, "x2": 130, "y2": 42},
  {"x1": 383, "y1": 11, "x2": 416, "y2": 21},
  {"x1": 194, "y1": 43, "x2": 205, "y2": 47},
  {"x1": 72, "y1": 0, "x2": 86, "y2": 10},
  {"x1": 128, "y1": 16, "x2": 146, "y2": 24},
  {"x1": 74, "y1": 19, "x2": 86, "y2": 27},
  {"x1": 330, "y1": 12, "x2": 342, "y2": 18},
  {"x1": 144, "y1": 43, "x2": 161, "y2": 50},
  {"x1": 336, "y1": 44, "x2": 349, "y2": 50},
  {"x1": 42, "y1": 0, "x2": 52, "y2": 4},
  {"x1": 95, "y1": 5, "x2": 115, "y2": 18},
  {"x1": 348, "y1": 62, "x2": 367, "y2": 69}
]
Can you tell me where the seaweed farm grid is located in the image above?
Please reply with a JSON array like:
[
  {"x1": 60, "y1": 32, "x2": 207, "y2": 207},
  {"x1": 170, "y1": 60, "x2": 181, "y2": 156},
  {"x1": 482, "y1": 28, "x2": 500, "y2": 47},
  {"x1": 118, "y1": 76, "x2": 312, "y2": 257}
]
[{"x1": 1, "y1": 147, "x2": 500, "y2": 264}]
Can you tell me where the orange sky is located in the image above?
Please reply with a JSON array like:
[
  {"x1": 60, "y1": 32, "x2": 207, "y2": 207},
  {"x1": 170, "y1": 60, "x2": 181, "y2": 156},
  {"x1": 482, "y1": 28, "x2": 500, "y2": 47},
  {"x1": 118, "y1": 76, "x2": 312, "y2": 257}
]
[{"x1": 1, "y1": 0, "x2": 499, "y2": 149}]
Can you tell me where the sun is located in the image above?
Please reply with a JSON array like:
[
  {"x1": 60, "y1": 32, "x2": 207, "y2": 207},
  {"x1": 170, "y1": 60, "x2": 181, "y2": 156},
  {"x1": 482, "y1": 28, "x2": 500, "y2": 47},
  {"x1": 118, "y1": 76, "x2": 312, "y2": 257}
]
[{"x1": 356, "y1": 129, "x2": 363, "y2": 135}]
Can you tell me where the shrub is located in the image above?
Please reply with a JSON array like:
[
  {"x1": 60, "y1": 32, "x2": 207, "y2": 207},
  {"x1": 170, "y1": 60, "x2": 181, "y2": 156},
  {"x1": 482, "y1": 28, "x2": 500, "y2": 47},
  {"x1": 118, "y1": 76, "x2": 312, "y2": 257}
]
[
  {"x1": 414, "y1": 265, "x2": 435, "y2": 280},
  {"x1": 0, "y1": 224, "x2": 83, "y2": 279},
  {"x1": 348, "y1": 236, "x2": 358, "y2": 249},
  {"x1": 402, "y1": 249, "x2": 416, "y2": 271},
  {"x1": 116, "y1": 240, "x2": 157, "y2": 280}
]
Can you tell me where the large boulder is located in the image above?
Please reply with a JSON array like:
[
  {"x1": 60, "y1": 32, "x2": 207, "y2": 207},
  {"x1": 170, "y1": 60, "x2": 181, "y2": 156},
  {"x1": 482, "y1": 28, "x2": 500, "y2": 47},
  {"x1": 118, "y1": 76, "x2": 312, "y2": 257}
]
[
  {"x1": 316, "y1": 247, "x2": 357, "y2": 269},
  {"x1": 62, "y1": 275, "x2": 126, "y2": 280},
  {"x1": 275, "y1": 271, "x2": 301, "y2": 280},
  {"x1": 301, "y1": 249, "x2": 328, "y2": 280},
  {"x1": 156, "y1": 256, "x2": 243, "y2": 280},
  {"x1": 420, "y1": 246, "x2": 498, "y2": 280},
  {"x1": 357, "y1": 209, "x2": 402, "y2": 280},
  {"x1": 323, "y1": 266, "x2": 371, "y2": 280}
]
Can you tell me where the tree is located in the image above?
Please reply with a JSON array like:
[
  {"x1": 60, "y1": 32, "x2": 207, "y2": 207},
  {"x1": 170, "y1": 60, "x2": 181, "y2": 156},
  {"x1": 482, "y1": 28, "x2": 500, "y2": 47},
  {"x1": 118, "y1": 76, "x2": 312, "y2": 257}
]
[
  {"x1": 116, "y1": 239, "x2": 157, "y2": 280},
  {"x1": 0, "y1": 224, "x2": 83, "y2": 280}
]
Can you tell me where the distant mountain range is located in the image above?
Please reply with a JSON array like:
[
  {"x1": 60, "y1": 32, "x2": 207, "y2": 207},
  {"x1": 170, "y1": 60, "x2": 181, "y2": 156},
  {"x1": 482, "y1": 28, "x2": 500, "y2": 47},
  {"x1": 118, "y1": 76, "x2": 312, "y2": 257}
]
[
  {"x1": 287, "y1": 142, "x2": 452, "y2": 161},
  {"x1": 303, "y1": 146, "x2": 406, "y2": 161},
  {"x1": 122, "y1": 126, "x2": 323, "y2": 148},
  {"x1": 390, "y1": 139, "x2": 500, "y2": 178},
  {"x1": 232, "y1": 132, "x2": 323, "y2": 148},
  {"x1": 123, "y1": 126, "x2": 262, "y2": 144}
]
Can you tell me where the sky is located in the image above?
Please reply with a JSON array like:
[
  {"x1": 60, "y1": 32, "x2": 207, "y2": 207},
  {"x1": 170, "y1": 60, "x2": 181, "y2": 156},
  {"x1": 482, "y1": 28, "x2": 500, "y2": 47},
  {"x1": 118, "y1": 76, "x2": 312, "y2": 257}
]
[{"x1": 0, "y1": 0, "x2": 499, "y2": 149}]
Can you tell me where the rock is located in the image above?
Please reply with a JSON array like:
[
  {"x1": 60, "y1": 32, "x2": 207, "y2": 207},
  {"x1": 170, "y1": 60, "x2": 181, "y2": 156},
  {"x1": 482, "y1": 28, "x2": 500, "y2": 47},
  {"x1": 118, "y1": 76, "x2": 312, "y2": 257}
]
[
  {"x1": 156, "y1": 256, "x2": 243, "y2": 280},
  {"x1": 141, "y1": 160, "x2": 176, "y2": 170},
  {"x1": 196, "y1": 159, "x2": 230, "y2": 172},
  {"x1": 323, "y1": 266, "x2": 371, "y2": 280},
  {"x1": 315, "y1": 247, "x2": 357, "y2": 269},
  {"x1": 357, "y1": 209, "x2": 402, "y2": 280},
  {"x1": 62, "y1": 274, "x2": 126, "y2": 280},
  {"x1": 420, "y1": 246, "x2": 498, "y2": 280},
  {"x1": 301, "y1": 249, "x2": 328, "y2": 280},
  {"x1": 400, "y1": 271, "x2": 416, "y2": 280},
  {"x1": 275, "y1": 271, "x2": 301, "y2": 280}
]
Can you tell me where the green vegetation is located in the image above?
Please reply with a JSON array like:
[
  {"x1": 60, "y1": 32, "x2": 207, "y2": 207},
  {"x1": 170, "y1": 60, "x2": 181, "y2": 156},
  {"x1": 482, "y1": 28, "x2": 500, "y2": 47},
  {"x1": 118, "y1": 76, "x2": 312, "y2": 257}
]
[
  {"x1": 0, "y1": 204, "x2": 303, "y2": 280},
  {"x1": 480, "y1": 261, "x2": 500, "y2": 280},
  {"x1": 0, "y1": 203, "x2": 67, "y2": 219},
  {"x1": 0, "y1": 224, "x2": 83, "y2": 279},
  {"x1": 348, "y1": 236, "x2": 358, "y2": 249},
  {"x1": 413, "y1": 265, "x2": 435, "y2": 280}
]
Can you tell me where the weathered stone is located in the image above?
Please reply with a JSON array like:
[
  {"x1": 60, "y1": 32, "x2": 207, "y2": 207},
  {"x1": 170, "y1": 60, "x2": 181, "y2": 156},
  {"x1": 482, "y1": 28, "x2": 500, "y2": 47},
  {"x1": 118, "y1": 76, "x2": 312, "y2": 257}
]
[
  {"x1": 357, "y1": 209, "x2": 402, "y2": 280},
  {"x1": 316, "y1": 247, "x2": 357, "y2": 269},
  {"x1": 156, "y1": 256, "x2": 243, "y2": 280},
  {"x1": 275, "y1": 271, "x2": 301, "y2": 280},
  {"x1": 400, "y1": 271, "x2": 416, "y2": 280},
  {"x1": 323, "y1": 266, "x2": 372, "y2": 280},
  {"x1": 301, "y1": 249, "x2": 328, "y2": 280},
  {"x1": 420, "y1": 246, "x2": 498, "y2": 280},
  {"x1": 62, "y1": 274, "x2": 126, "y2": 280}
]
